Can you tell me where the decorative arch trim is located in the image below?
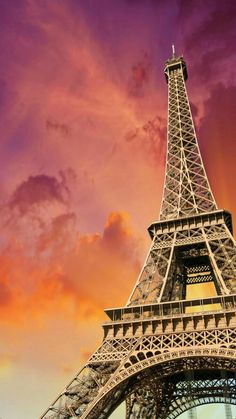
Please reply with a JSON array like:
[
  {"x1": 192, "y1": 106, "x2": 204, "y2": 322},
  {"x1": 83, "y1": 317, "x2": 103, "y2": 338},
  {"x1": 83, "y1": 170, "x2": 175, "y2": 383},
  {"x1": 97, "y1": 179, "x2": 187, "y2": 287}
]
[{"x1": 84, "y1": 347, "x2": 236, "y2": 418}]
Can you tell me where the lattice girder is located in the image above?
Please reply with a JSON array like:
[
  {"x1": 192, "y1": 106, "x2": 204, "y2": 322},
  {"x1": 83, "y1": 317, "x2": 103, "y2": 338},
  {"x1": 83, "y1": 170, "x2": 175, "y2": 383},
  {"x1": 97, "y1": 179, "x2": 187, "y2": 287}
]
[
  {"x1": 128, "y1": 210, "x2": 234, "y2": 305},
  {"x1": 40, "y1": 53, "x2": 236, "y2": 419},
  {"x1": 161, "y1": 58, "x2": 217, "y2": 220},
  {"x1": 40, "y1": 292, "x2": 236, "y2": 418},
  {"x1": 42, "y1": 353, "x2": 236, "y2": 419},
  {"x1": 126, "y1": 370, "x2": 236, "y2": 419}
]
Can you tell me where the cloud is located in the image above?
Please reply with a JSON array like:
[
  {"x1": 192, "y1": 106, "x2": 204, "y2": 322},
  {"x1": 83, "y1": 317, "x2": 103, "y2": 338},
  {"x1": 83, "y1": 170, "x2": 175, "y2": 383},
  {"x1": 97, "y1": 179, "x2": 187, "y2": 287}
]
[
  {"x1": 124, "y1": 115, "x2": 166, "y2": 163},
  {"x1": 198, "y1": 83, "x2": 236, "y2": 213},
  {"x1": 182, "y1": 0, "x2": 236, "y2": 48},
  {"x1": 37, "y1": 212, "x2": 77, "y2": 254},
  {"x1": 0, "y1": 0, "x2": 167, "y2": 243},
  {"x1": 9, "y1": 173, "x2": 70, "y2": 215},
  {"x1": 0, "y1": 169, "x2": 80, "y2": 323},
  {"x1": 0, "y1": 277, "x2": 12, "y2": 306},
  {"x1": 103, "y1": 212, "x2": 133, "y2": 248},
  {"x1": 178, "y1": 0, "x2": 236, "y2": 85},
  {"x1": 46, "y1": 119, "x2": 71, "y2": 137},
  {"x1": 128, "y1": 52, "x2": 152, "y2": 96},
  {"x1": 0, "y1": 208, "x2": 142, "y2": 325},
  {"x1": 63, "y1": 211, "x2": 142, "y2": 317}
]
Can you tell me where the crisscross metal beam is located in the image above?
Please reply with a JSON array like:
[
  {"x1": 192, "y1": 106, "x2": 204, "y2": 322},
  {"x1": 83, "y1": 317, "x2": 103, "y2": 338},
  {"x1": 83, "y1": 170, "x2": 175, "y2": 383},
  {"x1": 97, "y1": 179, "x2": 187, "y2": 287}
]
[{"x1": 40, "y1": 51, "x2": 236, "y2": 419}]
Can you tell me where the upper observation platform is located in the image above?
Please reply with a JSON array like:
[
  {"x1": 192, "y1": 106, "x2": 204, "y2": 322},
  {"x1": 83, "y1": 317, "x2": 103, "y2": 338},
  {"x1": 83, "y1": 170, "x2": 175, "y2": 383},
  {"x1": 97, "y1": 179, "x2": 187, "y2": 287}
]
[{"x1": 164, "y1": 45, "x2": 188, "y2": 82}]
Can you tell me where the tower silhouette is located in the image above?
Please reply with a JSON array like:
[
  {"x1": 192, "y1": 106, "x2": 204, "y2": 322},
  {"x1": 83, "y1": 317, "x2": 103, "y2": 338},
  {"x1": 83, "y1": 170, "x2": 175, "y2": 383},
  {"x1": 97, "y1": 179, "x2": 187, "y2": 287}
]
[{"x1": 40, "y1": 49, "x2": 236, "y2": 419}]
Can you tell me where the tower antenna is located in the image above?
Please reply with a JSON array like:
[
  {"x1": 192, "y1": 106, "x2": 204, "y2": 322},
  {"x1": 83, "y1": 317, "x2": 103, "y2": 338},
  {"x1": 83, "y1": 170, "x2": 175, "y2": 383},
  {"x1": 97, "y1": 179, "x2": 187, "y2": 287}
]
[{"x1": 172, "y1": 44, "x2": 176, "y2": 58}]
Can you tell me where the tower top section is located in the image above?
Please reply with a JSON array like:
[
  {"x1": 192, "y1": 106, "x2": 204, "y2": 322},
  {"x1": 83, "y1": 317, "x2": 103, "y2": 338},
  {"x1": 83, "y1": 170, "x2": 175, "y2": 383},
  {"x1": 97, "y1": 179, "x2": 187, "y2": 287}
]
[
  {"x1": 164, "y1": 46, "x2": 188, "y2": 83},
  {"x1": 160, "y1": 47, "x2": 217, "y2": 220}
]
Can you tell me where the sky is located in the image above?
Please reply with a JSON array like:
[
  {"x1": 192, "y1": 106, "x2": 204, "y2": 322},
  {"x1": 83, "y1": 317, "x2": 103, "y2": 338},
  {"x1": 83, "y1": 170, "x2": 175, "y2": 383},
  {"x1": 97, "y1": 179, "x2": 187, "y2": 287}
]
[{"x1": 0, "y1": 1, "x2": 236, "y2": 418}]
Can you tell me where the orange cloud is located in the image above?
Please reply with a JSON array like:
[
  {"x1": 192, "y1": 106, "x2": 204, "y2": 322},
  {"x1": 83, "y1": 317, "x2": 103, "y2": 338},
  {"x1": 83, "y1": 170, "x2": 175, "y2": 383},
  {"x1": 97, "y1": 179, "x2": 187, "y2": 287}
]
[
  {"x1": 64, "y1": 211, "x2": 142, "y2": 314},
  {"x1": 0, "y1": 205, "x2": 142, "y2": 327}
]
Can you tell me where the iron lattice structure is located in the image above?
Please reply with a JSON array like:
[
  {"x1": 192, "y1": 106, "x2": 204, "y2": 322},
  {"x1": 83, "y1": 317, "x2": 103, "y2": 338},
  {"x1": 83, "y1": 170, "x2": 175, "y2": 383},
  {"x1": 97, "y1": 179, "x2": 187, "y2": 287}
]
[{"x1": 40, "y1": 50, "x2": 236, "y2": 419}]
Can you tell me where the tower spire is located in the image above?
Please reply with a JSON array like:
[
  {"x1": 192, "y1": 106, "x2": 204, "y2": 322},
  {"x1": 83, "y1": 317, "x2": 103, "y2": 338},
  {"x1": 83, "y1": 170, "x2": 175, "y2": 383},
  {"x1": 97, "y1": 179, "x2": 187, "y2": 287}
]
[{"x1": 172, "y1": 44, "x2": 176, "y2": 58}]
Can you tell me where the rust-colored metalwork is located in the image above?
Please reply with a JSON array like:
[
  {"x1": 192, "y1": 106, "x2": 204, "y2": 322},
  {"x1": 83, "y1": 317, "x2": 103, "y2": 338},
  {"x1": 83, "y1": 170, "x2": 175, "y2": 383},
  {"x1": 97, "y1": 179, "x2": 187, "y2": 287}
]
[{"x1": 40, "y1": 49, "x2": 236, "y2": 419}]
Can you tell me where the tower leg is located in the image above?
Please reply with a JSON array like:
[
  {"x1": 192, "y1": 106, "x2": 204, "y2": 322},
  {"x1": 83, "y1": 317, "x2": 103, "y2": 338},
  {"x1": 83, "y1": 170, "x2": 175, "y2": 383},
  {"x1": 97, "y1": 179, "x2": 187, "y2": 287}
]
[
  {"x1": 224, "y1": 403, "x2": 232, "y2": 419},
  {"x1": 188, "y1": 407, "x2": 197, "y2": 419}
]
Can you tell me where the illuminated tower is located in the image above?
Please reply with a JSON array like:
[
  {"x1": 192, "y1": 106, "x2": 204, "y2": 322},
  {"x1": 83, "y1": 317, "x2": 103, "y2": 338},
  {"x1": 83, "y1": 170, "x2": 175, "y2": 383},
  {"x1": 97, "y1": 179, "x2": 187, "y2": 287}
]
[{"x1": 40, "y1": 47, "x2": 236, "y2": 419}]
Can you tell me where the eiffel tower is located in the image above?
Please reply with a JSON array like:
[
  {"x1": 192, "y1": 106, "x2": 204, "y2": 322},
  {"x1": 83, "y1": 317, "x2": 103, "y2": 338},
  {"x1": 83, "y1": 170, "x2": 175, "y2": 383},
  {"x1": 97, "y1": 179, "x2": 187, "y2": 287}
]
[{"x1": 40, "y1": 47, "x2": 236, "y2": 419}]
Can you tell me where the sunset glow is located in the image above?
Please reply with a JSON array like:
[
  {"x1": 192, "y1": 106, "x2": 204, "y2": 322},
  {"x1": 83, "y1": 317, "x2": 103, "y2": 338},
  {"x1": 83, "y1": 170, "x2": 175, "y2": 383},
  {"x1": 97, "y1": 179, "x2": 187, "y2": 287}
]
[{"x1": 0, "y1": 1, "x2": 236, "y2": 418}]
